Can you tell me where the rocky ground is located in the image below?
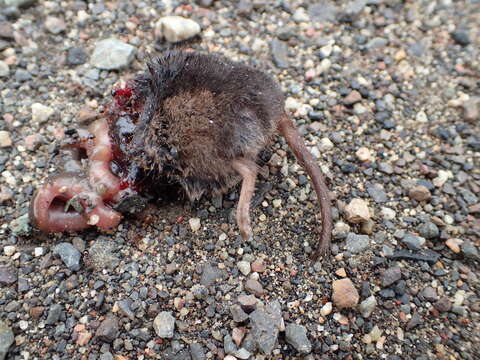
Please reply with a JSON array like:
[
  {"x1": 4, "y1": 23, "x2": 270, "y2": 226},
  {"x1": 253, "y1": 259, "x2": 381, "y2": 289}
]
[{"x1": 0, "y1": 0, "x2": 479, "y2": 359}]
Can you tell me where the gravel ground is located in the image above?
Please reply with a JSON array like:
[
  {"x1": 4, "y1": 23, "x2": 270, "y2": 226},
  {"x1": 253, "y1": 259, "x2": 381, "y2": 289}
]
[{"x1": 1, "y1": 0, "x2": 479, "y2": 359}]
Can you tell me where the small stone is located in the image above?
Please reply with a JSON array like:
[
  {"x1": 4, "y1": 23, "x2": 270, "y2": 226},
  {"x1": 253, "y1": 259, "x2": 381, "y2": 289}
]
[
  {"x1": 91, "y1": 38, "x2": 136, "y2": 70},
  {"x1": 344, "y1": 90, "x2": 362, "y2": 105},
  {"x1": 380, "y1": 207, "x2": 396, "y2": 220},
  {"x1": 415, "y1": 110, "x2": 428, "y2": 123},
  {"x1": 402, "y1": 232, "x2": 425, "y2": 251},
  {"x1": 153, "y1": 312, "x2": 175, "y2": 338},
  {"x1": 335, "y1": 268, "x2": 347, "y2": 277},
  {"x1": 3, "y1": 246, "x2": 15, "y2": 256},
  {"x1": 381, "y1": 266, "x2": 402, "y2": 287},
  {"x1": 434, "y1": 297, "x2": 452, "y2": 312},
  {"x1": 332, "y1": 278, "x2": 359, "y2": 309},
  {"x1": 189, "y1": 343, "x2": 206, "y2": 360},
  {"x1": 433, "y1": 170, "x2": 451, "y2": 187},
  {"x1": 320, "y1": 302, "x2": 332, "y2": 316},
  {"x1": 461, "y1": 241, "x2": 479, "y2": 260},
  {"x1": 53, "y1": 242, "x2": 81, "y2": 271},
  {"x1": 14, "y1": 68, "x2": 31, "y2": 82},
  {"x1": 270, "y1": 39, "x2": 289, "y2": 69},
  {"x1": 366, "y1": 37, "x2": 388, "y2": 49},
  {"x1": 0, "y1": 131, "x2": 12, "y2": 148},
  {"x1": 230, "y1": 304, "x2": 249, "y2": 322},
  {"x1": 0, "y1": 320, "x2": 14, "y2": 360},
  {"x1": 117, "y1": 299, "x2": 135, "y2": 320},
  {"x1": 451, "y1": 30, "x2": 470, "y2": 46},
  {"x1": 345, "y1": 233, "x2": 370, "y2": 254},
  {"x1": 45, "y1": 304, "x2": 63, "y2": 325},
  {"x1": 344, "y1": 198, "x2": 370, "y2": 223},
  {"x1": 285, "y1": 323, "x2": 312, "y2": 354},
  {"x1": 155, "y1": 16, "x2": 201, "y2": 43},
  {"x1": 0, "y1": 267, "x2": 16, "y2": 285},
  {"x1": 249, "y1": 300, "x2": 283, "y2": 355},
  {"x1": 251, "y1": 258, "x2": 266, "y2": 273},
  {"x1": 463, "y1": 98, "x2": 479, "y2": 122},
  {"x1": 445, "y1": 238, "x2": 463, "y2": 253},
  {"x1": 420, "y1": 286, "x2": 438, "y2": 302},
  {"x1": 0, "y1": 61, "x2": 9, "y2": 77},
  {"x1": 189, "y1": 217, "x2": 201, "y2": 232},
  {"x1": 406, "y1": 311, "x2": 422, "y2": 330},
  {"x1": 245, "y1": 279, "x2": 264, "y2": 296},
  {"x1": 95, "y1": 316, "x2": 119, "y2": 343},
  {"x1": 408, "y1": 186, "x2": 431, "y2": 202},
  {"x1": 418, "y1": 222, "x2": 439, "y2": 240},
  {"x1": 237, "y1": 294, "x2": 258, "y2": 312},
  {"x1": 356, "y1": 147, "x2": 372, "y2": 162},
  {"x1": 0, "y1": 186, "x2": 13, "y2": 203},
  {"x1": 359, "y1": 296, "x2": 377, "y2": 318},
  {"x1": 67, "y1": 47, "x2": 88, "y2": 66},
  {"x1": 76, "y1": 330, "x2": 92, "y2": 346},
  {"x1": 200, "y1": 262, "x2": 225, "y2": 286},
  {"x1": 45, "y1": 16, "x2": 66, "y2": 34},
  {"x1": 318, "y1": 137, "x2": 334, "y2": 151},
  {"x1": 237, "y1": 261, "x2": 251, "y2": 276},
  {"x1": 31, "y1": 103, "x2": 55, "y2": 124}
]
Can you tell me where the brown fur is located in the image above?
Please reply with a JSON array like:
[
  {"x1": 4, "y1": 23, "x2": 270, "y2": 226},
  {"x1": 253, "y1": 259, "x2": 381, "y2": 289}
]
[{"x1": 113, "y1": 50, "x2": 332, "y2": 259}]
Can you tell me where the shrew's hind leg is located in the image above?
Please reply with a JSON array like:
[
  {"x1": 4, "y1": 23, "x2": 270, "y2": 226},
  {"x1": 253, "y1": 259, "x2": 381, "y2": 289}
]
[{"x1": 232, "y1": 159, "x2": 258, "y2": 241}]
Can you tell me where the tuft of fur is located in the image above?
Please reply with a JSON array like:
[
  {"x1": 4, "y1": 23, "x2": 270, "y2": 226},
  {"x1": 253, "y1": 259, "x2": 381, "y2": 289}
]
[{"x1": 122, "y1": 50, "x2": 285, "y2": 200}]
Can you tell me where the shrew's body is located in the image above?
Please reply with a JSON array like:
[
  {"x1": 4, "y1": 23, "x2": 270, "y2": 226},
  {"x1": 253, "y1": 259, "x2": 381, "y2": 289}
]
[{"x1": 112, "y1": 50, "x2": 332, "y2": 259}]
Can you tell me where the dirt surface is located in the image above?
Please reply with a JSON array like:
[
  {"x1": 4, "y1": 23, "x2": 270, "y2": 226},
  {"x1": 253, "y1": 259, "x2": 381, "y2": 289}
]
[{"x1": 0, "y1": 0, "x2": 479, "y2": 359}]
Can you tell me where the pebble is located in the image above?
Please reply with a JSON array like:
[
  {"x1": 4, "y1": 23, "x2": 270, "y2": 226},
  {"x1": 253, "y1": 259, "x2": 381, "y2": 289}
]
[
  {"x1": 249, "y1": 300, "x2": 283, "y2": 355},
  {"x1": 53, "y1": 242, "x2": 81, "y2": 271},
  {"x1": 318, "y1": 137, "x2": 334, "y2": 151},
  {"x1": 95, "y1": 316, "x2": 119, "y2": 343},
  {"x1": 434, "y1": 297, "x2": 452, "y2": 313},
  {"x1": 345, "y1": 233, "x2": 370, "y2": 254},
  {"x1": 380, "y1": 207, "x2": 396, "y2": 220},
  {"x1": 15, "y1": 68, "x2": 31, "y2": 82},
  {"x1": 343, "y1": 90, "x2": 362, "y2": 105},
  {"x1": 237, "y1": 261, "x2": 251, "y2": 276},
  {"x1": 3, "y1": 246, "x2": 15, "y2": 256},
  {"x1": 270, "y1": 39, "x2": 289, "y2": 68},
  {"x1": 189, "y1": 343, "x2": 206, "y2": 360},
  {"x1": 359, "y1": 296, "x2": 377, "y2": 318},
  {"x1": 451, "y1": 30, "x2": 470, "y2": 46},
  {"x1": 420, "y1": 286, "x2": 438, "y2": 302},
  {"x1": 406, "y1": 311, "x2": 422, "y2": 330},
  {"x1": 332, "y1": 278, "x2": 359, "y2": 309},
  {"x1": 90, "y1": 38, "x2": 136, "y2": 70},
  {"x1": 320, "y1": 302, "x2": 332, "y2": 316},
  {"x1": 155, "y1": 16, "x2": 201, "y2": 43},
  {"x1": 230, "y1": 304, "x2": 249, "y2": 322},
  {"x1": 0, "y1": 320, "x2": 14, "y2": 360},
  {"x1": 408, "y1": 185, "x2": 431, "y2": 202},
  {"x1": 461, "y1": 241, "x2": 479, "y2": 260},
  {"x1": 251, "y1": 258, "x2": 266, "y2": 273},
  {"x1": 418, "y1": 222, "x2": 439, "y2": 240},
  {"x1": 367, "y1": 183, "x2": 388, "y2": 203},
  {"x1": 445, "y1": 238, "x2": 462, "y2": 253},
  {"x1": 402, "y1": 232, "x2": 426, "y2": 251},
  {"x1": 153, "y1": 312, "x2": 175, "y2": 338},
  {"x1": 44, "y1": 16, "x2": 66, "y2": 34},
  {"x1": 381, "y1": 266, "x2": 402, "y2": 287},
  {"x1": 415, "y1": 110, "x2": 428, "y2": 123},
  {"x1": 356, "y1": 147, "x2": 372, "y2": 162},
  {"x1": 0, "y1": 60, "x2": 8, "y2": 77},
  {"x1": 285, "y1": 323, "x2": 312, "y2": 354},
  {"x1": 45, "y1": 304, "x2": 63, "y2": 325},
  {"x1": 189, "y1": 217, "x2": 201, "y2": 232},
  {"x1": 245, "y1": 279, "x2": 264, "y2": 296},
  {"x1": 344, "y1": 198, "x2": 371, "y2": 223},
  {"x1": 0, "y1": 131, "x2": 12, "y2": 148},
  {"x1": 31, "y1": 103, "x2": 55, "y2": 124},
  {"x1": 200, "y1": 262, "x2": 225, "y2": 286},
  {"x1": 463, "y1": 97, "x2": 479, "y2": 122},
  {"x1": 67, "y1": 47, "x2": 88, "y2": 66}
]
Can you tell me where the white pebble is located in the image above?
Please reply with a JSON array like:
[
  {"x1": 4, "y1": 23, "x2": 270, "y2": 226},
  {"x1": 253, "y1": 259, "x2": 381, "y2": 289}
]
[
  {"x1": 34, "y1": 247, "x2": 44, "y2": 257},
  {"x1": 320, "y1": 302, "x2": 333, "y2": 316},
  {"x1": 3, "y1": 245, "x2": 16, "y2": 256},
  {"x1": 189, "y1": 217, "x2": 201, "y2": 232}
]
